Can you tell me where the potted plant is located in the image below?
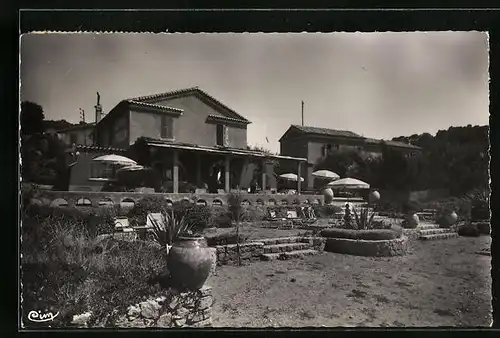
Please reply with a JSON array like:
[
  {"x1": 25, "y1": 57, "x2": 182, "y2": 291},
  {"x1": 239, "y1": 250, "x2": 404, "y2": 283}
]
[
  {"x1": 150, "y1": 207, "x2": 213, "y2": 291},
  {"x1": 402, "y1": 201, "x2": 419, "y2": 229}
]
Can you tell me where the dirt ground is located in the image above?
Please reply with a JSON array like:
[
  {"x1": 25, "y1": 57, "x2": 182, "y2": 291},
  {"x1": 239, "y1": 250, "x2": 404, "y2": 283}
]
[{"x1": 207, "y1": 235, "x2": 492, "y2": 327}]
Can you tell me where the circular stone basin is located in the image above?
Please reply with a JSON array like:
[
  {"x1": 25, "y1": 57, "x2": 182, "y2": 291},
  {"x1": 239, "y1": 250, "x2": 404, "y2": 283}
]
[{"x1": 324, "y1": 236, "x2": 408, "y2": 257}]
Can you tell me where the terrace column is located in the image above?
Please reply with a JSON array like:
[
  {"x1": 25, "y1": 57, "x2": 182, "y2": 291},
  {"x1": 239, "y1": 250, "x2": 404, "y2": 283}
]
[
  {"x1": 196, "y1": 152, "x2": 202, "y2": 188},
  {"x1": 261, "y1": 159, "x2": 267, "y2": 193},
  {"x1": 224, "y1": 155, "x2": 230, "y2": 193},
  {"x1": 297, "y1": 161, "x2": 302, "y2": 195},
  {"x1": 173, "y1": 150, "x2": 179, "y2": 193}
]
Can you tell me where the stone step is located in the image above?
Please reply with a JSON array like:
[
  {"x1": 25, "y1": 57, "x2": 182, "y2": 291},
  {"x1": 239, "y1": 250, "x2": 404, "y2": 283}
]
[
  {"x1": 418, "y1": 223, "x2": 441, "y2": 230},
  {"x1": 419, "y1": 232, "x2": 459, "y2": 241},
  {"x1": 251, "y1": 237, "x2": 307, "y2": 246},
  {"x1": 419, "y1": 228, "x2": 456, "y2": 236},
  {"x1": 263, "y1": 242, "x2": 311, "y2": 254},
  {"x1": 260, "y1": 249, "x2": 319, "y2": 261}
]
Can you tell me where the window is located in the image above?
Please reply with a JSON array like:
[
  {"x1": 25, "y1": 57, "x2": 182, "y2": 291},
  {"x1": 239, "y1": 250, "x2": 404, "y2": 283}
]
[
  {"x1": 89, "y1": 162, "x2": 114, "y2": 180},
  {"x1": 161, "y1": 115, "x2": 174, "y2": 139},
  {"x1": 216, "y1": 124, "x2": 228, "y2": 146}
]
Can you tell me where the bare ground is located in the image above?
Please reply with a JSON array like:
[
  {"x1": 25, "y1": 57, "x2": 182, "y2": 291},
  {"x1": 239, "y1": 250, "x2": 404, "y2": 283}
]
[{"x1": 207, "y1": 235, "x2": 492, "y2": 327}]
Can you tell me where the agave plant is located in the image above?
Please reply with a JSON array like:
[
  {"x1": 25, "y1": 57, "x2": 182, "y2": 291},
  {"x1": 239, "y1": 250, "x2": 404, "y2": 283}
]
[
  {"x1": 149, "y1": 208, "x2": 194, "y2": 248},
  {"x1": 353, "y1": 207, "x2": 376, "y2": 230}
]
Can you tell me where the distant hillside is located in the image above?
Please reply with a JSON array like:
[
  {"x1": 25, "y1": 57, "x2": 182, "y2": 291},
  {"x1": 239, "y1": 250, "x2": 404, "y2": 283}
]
[
  {"x1": 391, "y1": 125, "x2": 489, "y2": 150},
  {"x1": 391, "y1": 125, "x2": 489, "y2": 195}
]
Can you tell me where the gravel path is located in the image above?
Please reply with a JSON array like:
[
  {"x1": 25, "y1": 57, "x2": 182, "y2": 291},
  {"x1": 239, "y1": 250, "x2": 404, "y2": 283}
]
[{"x1": 208, "y1": 235, "x2": 491, "y2": 327}]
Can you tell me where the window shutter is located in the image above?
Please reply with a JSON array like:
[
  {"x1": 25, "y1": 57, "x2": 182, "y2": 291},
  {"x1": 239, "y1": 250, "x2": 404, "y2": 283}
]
[{"x1": 223, "y1": 126, "x2": 229, "y2": 147}]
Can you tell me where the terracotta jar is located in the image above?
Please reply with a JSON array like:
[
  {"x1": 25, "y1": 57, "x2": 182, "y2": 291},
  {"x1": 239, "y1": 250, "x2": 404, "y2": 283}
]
[
  {"x1": 405, "y1": 213, "x2": 419, "y2": 229},
  {"x1": 167, "y1": 236, "x2": 213, "y2": 291},
  {"x1": 369, "y1": 190, "x2": 380, "y2": 204},
  {"x1": 445, "y1": 211, "x2": 458, "y2": 226},
  {"x1": 323, "y1": 188, "x2": 334, "y2": 204}
]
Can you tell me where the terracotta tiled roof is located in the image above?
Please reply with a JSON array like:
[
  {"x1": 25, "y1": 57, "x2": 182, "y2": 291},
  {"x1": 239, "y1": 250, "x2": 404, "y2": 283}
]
[
  {"x1": 142, "y1": 137, "x2": 306, "y2": 162},
  {"x1": 127, "y1": 87, "x2": 251, "y2": 124},
  {"x1": 75, "y1": 145, "x2": 127, "y2": 153},
  {"x1": 127, "y1": 101, "x2": 184, "y2": 115},
  {"x1": 290, "y1": 125, "x2": 363, "y2": 138},
  {"x1": 363, "y1": 138, "x2": 421, "y2": 150}
]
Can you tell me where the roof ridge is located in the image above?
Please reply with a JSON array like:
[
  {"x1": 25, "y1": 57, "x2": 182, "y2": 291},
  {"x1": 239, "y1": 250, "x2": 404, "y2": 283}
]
[
  {"x1": 127, "y1": 100, "x2": 184, "y2": 113},
  {"x1": 126, "y1": 87, "x2": 251, "y2": 123}
]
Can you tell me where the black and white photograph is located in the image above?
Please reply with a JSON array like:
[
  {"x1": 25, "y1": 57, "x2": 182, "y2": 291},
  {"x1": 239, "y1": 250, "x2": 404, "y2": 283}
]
[{"x1": 20, "y1": 31, "x2": 491, "y2": 328}]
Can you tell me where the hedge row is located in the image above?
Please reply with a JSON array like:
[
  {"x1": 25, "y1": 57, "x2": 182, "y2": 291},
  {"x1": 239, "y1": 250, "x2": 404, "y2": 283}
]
[{"x1": 320, "y1": 226, "x2": 403, "y2": 241}]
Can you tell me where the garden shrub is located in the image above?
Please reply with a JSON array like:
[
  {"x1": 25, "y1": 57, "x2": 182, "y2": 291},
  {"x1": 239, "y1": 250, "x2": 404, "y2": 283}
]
[
  {"x1": 320, "y1": 227, "x2": 402, "y2": 240},
  {"x1": 241, "y1": 206, "x2": 268, "y2": 222},
  {"x1": 377, "y1": 200, "x2": 402, "y2": 215},
  {"x1": 313, "y1": 205, "x2": 342, "y2": 218},
  {"x1": 457, "y1": 224, "x2": 480, "y2": 237},
  {"x1": 21, "y1": 209, "x2": 166, "y2": 328},
  {"x1": 205, "y1": 232, "x2": 249, "y2": 247},
  {"x1": 23, "y1": 204, "x2": 119, "y2": 238},
  {"x1": 127, "y1": 198, "x2": 213, "y2": 231}
]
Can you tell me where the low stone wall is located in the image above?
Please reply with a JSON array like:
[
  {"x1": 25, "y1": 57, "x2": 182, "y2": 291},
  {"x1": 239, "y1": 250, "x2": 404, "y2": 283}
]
[
  {"x1": 33, "y1": 190, "x2": 325, "y2": 208},
  {"x1": 324, "y1": 236, "x2": 408, "y2": 257},
  {"x1": 71, "y1": 286, "x2": 213, "y2": 328},
  {"x1": 215, "y1": 242, "x2": 264, "y2": 266}
]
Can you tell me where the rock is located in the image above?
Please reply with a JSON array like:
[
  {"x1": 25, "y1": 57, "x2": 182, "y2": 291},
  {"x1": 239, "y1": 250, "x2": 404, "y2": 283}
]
[
  {"x1": 173, "y1": 317, "x2": 187, "y2": 327},
  {"x1": 139, "y1": 300, "x2": 161, "y2": 319},
  {"x1": 197, "y1": 296, "x2": 213, "y2": 310},
  {"x1": 157, "y1": 313, "x2": 173, "y2": 327},
  {"x1": 190, "y1": 318, "x2": 212, "y2": 328},
  {"x1": 71, "y1": 312, "x2": 92, "y2": 327},
  {"x1": 127, "y1": 305, "x2": 141, "y2": 320}
]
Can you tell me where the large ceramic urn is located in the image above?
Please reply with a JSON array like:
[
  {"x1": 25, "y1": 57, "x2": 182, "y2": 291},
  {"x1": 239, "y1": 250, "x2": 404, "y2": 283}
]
[
  {"x1": 323, "y1": 188, "x2": 334, "y2": 204},
  {"x1": 369, "y1": 190, "x2": 380, "y2": 204},
  {"x1": 404, "y1": 213, "x2": 419, "y2": 229},
  {"x1": 167, "y1": 236, "x2": 213, "y2": 291},
  {"x1": 443, "y1": 211, "x2": 458, "y2": 227}
]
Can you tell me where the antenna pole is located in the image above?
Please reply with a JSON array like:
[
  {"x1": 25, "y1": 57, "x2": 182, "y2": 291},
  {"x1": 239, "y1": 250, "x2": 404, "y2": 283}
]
[{"x1": 301, "y1": 101, "x2": 304, "y2": 126}]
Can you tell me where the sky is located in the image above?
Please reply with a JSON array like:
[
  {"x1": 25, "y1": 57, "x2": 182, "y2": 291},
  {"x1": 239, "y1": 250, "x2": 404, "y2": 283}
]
[{"x1": 20, "y1": 32, "x2": 489, "y2": 152}]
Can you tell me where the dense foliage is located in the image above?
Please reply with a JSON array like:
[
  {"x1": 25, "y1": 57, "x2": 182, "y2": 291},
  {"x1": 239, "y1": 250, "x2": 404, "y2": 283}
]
[
  {"x1": 21, "y1": 101, "x2": 78, "y2": 189},
  {"x1": 314, "y1": 125, "x2": 489, "y2": 196},
  {"x1": 21, "y1": 206, "x2": 165, "y2": 328}
]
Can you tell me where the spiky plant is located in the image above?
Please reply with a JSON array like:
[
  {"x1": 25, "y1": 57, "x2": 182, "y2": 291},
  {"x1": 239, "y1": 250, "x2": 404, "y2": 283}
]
[
  {"x1": 149, "y1": 209, "x2": 193, "y2": 248},
  {"x1": 353, "y1": 207, "x2": 376, "y2": 230}
]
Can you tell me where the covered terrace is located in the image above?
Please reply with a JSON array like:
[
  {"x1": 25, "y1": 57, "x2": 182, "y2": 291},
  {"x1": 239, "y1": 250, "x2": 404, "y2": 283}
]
[{"x1": 132, "y1": 138, "x2": 307, "y2": 195}]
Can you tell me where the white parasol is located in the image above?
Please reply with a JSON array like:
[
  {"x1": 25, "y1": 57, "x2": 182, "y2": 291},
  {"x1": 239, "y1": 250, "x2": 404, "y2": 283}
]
[
  {"x1": 327, "y1": 177, "x2": 370, "y2": 189},
  {"x1": 93, "y1": 154, "x2": 137, "y2": 166},
  {"x1": 279, "y1": 173, "x2": 304, "y2": 182},
  {"x1": 312, "y1": 170, "x2": 340, "y2": 180},
  {"x1": 116, "y1": 164, "x2": 146, "y2": 173}
]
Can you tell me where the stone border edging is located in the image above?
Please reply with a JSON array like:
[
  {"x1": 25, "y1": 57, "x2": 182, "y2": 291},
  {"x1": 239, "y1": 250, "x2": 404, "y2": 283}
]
[{"x1": 324, "y1": 236, "x2": 408, "y2": 257}]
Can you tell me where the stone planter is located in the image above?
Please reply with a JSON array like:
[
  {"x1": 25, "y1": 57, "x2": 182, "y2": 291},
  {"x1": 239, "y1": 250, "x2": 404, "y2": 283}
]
[{"x1": 167, "y1": 236, "x2": 213, "y2": 291}]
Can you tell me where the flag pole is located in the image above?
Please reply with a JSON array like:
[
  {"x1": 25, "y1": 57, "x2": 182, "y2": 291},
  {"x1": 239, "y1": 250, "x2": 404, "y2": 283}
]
[{"x1": 301, "y1": 101, "x2": 304, "y2": 126}]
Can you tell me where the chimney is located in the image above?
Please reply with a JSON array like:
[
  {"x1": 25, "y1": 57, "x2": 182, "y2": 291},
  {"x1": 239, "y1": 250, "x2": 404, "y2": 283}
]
[{"x1": 95, "y1": 92, "x2": 102, "y2": 123}]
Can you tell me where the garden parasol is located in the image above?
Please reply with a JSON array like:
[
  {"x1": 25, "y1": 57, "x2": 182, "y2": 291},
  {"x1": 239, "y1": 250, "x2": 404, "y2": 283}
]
[
  {"x1": 279, "y1": 173, "x2": 304, "y2": 182},
  {"x1": 327, "y1": 177, "x2": 370, "y2": 189},
  {"x1": 93, "y1": 154, "x2": 137, "y2": 166},
  {"x1": 312, "y1": 170, "x2": 340, "y2": 180}
]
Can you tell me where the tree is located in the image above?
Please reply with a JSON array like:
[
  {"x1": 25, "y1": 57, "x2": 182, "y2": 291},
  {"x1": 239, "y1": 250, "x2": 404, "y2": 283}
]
[
  {"x1": 20, "y1": 102, "x2": 77, "y2": 190},
  {"x1": 21, "y1": 101, "x2": 45, "y2": 135}
]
